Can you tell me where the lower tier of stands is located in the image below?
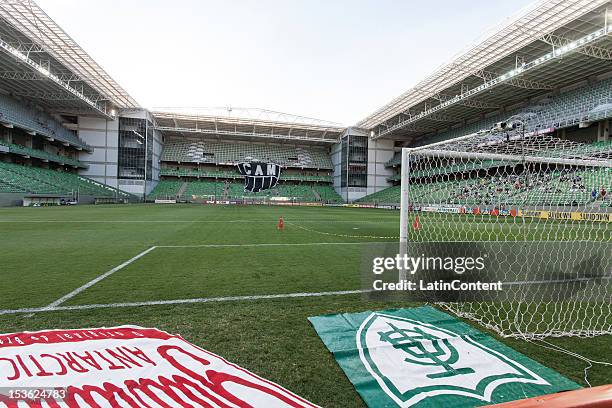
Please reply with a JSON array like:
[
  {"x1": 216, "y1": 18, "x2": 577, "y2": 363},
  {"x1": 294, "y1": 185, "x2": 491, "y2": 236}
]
[
  {"x1": 0, "y1": 161, "x2": 130, "y2": 198},
  {"x1": 357, "y1": 167, "x2": 611, "y2": 208},
  {"x1": 148, "y1": 179, "x2": 342, "y2": 203},
  {"x1": 356, "y1": 185, "x2": 401, "y2": 204}
]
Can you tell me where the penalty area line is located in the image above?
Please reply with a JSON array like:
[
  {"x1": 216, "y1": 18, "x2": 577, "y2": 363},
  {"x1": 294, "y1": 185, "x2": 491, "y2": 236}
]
[
  {"x1": 1, "y1": 289, "x2": 372, "y2": 315},
  {"x1": 37, "y1": 246, "x2": 158, "y2": 313}
]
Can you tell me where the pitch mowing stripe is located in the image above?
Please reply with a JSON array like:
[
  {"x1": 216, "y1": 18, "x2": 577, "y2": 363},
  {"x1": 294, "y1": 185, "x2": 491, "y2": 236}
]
[
  {"x1": 16, "y1": 241, "x2": 391, "y2": 317},
  {"x1": 157, "y1": 242, "x2": 393, "y2": 248},
  {"x1": 0, "y1": 290, "x2": 373, "y2": 315}
]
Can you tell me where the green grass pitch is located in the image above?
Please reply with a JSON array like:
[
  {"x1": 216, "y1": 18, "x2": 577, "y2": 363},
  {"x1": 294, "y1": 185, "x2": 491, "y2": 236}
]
[{"x1": 0, "y1": 203, "x2": 609, "y2": 407}]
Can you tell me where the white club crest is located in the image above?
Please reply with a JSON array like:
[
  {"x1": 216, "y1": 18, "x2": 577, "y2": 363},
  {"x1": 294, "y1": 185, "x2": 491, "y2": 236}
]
[{"x1": 357, "y1": 312, "x2": 549, "y2": 407}]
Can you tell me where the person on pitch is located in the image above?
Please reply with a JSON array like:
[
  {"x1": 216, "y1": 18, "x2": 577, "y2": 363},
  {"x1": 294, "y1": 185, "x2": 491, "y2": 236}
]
[{"x1": 277, "y1": 216, "x2": 285, "y2": 230}]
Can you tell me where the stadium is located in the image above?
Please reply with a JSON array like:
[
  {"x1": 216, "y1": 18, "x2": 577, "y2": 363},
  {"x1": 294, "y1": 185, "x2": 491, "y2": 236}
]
[{"x1": 0, "y1": 0, "x2": 610, "y2": 407}]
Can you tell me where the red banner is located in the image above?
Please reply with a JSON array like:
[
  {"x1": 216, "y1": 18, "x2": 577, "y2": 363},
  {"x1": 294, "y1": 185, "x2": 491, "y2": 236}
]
[{"x1": 0, "y1": 326, "x2": 318, "y2": 407}]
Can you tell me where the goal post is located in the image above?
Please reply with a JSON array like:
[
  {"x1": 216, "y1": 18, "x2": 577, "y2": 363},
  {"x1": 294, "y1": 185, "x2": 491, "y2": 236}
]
[
  {"x1": 398, "y1": 129, "x2": 611, "y2": 338},
  {"x1": 399, "y1": 147, "x2": 411, "y2": 274}
]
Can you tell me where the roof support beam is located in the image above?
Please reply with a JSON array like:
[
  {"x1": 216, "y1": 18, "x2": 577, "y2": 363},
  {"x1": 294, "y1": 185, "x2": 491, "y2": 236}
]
[
  {"x1": 0, "y1": 37, "x2": 112, "y2": 118},
  {"x1": 13, "y1": 90, "x2": 105, "y2": 102},
  {"x1": 359, "y1": 1, "x2": 611, "y2": 129},
  {"x1": 474, "y1": 69, "x2": 554, "y2": 90},
  {"x1": 155, "y1": 126, "x2": 338, "y2": 144},
  {"x1": 371, "y1": 26, "x2": 609, "y2": 139},
  {"x1": 425, "y1": 112, "x2": 461, "y2": 122},
  {"x1": 0, "y1": 1, "x2": 139, "y2": 108},
  {"x1": 436, "y1": 92, "x2": 500, "y2": 109},
  {"x1": 539, "y1": 33, "x2": 612, "y2": 60},
  {"x1": 456, "y1": 99, "x2": 500, "y2": 110},
  {"x1": 5, "y1": 42, "x2": 45, "y2": 54},
  {"x1": 403, "y1": 125, "x2": 437, "y2": 133},
  {"x1": 0, "y1": 70, "x2": 84, "y2": 82}
]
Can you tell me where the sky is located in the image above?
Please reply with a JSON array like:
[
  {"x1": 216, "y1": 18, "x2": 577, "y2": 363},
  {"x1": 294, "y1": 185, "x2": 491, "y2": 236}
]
[{"x1": 36, "y1": 0, "x2": 536, "y2": 125}]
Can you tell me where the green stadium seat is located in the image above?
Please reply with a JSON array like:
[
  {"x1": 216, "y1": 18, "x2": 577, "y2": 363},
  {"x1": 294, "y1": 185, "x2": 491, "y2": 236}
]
[
  {"x1": 0, "y1": 93, "x2": 89, "y2": 150},
  {"x1": 0, "y1": 140, "x2": 84, "y2": 168},
  {"x1": 0, "y1": 161, "x2": 130, "y2": 197},
  {"x1": 161, "y1": 141, "x2": 332, "y2": 169}
]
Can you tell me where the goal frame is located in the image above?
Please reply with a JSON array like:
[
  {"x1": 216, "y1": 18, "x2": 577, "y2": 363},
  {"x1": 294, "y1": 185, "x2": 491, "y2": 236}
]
[
  {"x1": 397, "y1": 131, "x2": 611, "y2": 338},
  {"x1": 399, "y1": 135, "x2": 611, "y2": 249}
]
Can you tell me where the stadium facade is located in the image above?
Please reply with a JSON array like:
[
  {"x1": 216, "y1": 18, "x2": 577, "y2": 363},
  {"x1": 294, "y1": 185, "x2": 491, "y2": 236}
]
[{"x1": 0, "y1": 0, "x2": 610, "y2": 206}]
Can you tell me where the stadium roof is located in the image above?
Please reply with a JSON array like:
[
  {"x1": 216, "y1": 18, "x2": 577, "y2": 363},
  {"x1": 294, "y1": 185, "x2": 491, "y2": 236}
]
[
  {"x1": 360, "y1": 0, "x2": 612, "y2": 142},
  {"x1": 0, "y1": 0, "x2": 138, "y2": 118},
  {"x1": 153, "y1": 108, "x2": 345, "y2": 144}
]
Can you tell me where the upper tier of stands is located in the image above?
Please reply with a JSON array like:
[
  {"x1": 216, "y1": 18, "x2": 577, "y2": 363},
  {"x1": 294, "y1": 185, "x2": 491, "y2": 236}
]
[
  {"x1": 0, "y1": 161, "x2": 130, "y2": 197},
  {"x1": 161, "y1": 140, "x2": 333, "y2": 169},
  {"x1": 386, "y1": 140, "x2": 611, "y2": 181},
  {"x1": 386, "y1": 78, "x2": 612, "y2": 167},
  {"x1": 159, "y1": 167, "x2": 332, "y2": 182},
  {"x1": 0, "y1": 93, "x2": 89, "y2": 150},
  {"x1": 0, "y1": 140, "x2": 84, "y2": 168},
  {"x1": 148, "y1": 179, "x2": 342, "y2": 203}
]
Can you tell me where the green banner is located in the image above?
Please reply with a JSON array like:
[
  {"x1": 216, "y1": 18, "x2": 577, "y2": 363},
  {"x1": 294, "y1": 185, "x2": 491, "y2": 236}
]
[{"x1": 309, "y1": 306, "x2": 579, "y2": 407}]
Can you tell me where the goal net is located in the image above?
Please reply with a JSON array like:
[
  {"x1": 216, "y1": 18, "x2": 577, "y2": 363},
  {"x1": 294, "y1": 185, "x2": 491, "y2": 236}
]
[{"x1": 399, "y1": 123, "x2": 611, "y2": 338}]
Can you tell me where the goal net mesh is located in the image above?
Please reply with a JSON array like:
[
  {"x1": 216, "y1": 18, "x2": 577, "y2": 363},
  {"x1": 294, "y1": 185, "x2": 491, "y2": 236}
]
[{"x1": 400, "y1": 125, "x2": 611, "y2": 338}]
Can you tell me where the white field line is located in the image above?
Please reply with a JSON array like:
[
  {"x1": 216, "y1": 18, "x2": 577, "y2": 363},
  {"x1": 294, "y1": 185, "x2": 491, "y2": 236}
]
[
  {"x1": 0, "y1": 219, "x2": 398, "y2": 223},
  {"x1": 1, "y1": 290, "x2": 372, "y2": 315},
  {"x1": 39, "y1": 246, "x2": 159, "y2": 312},
  {"x1": 10, "y1": 239, "x2": 607, "y2": 317},
  {"x1": 503, "y1": 276, "x2": 612, "y2": 285},
  {"x1": 3, "y1": 275, "x2": 609, "y2": 316},
  {"x1": 12, "y1": 241, "x2": 390, "y2": 317}
]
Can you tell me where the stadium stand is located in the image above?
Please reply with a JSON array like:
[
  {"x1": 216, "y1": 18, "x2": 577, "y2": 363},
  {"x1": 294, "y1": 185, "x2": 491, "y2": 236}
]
[
  {"x1": 161, "y1": 140, "x2": 333, "y2": 169},
  {"x1": 375, "y1": 76, "x2": 612, "y2": 209},
  {"x1": 0, "y1": 140, "x2": 84, "y2": 168},
  {"x1": 408, "y1": 78, "x2": 612, "y2": 151},
  {"x1": 0, "y1": 161, "x2": 130, "y2": 197},
  {"x1": 152, "y1": 138, "x2": 339, "y2": 203},
  {"x1": 159, "y1": 167, "x2": 332, "y2": 182},
  {"x1": 147, "y1": 180, "x2": 184, "y2": 200},
  {"x1": 439, "y1": 168, "x2": 612, "y2": 207},
  {"x1": 358, "y1": 166, "x2": 611, "y2": 207},
  {"x1": 313, "y1": 184, "x2": 344, "y2": 202},
  {"x1": 385, "y1": 78, "x2": 612, "y2": 168},
  {"x1": 149, "y1": 179, "x2": 343, "y2": 203},
  {"x1": 355, "y1": 185, "x2": 401, "y2": 204},
  {"x1": 0, "y1": 93, "x2": 89, "y2": 150}
]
